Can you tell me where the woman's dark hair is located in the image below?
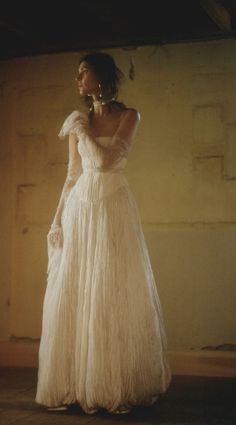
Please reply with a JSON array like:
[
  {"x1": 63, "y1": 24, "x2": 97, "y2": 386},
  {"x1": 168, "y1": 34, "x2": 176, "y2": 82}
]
[{"x1": 78, "y1": 51, "x2": 126, "y2": 116}]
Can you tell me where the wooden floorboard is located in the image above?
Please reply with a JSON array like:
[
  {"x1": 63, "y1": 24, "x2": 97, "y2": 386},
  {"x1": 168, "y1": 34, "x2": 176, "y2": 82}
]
[{"x1": 0, "y1": 367, "x2": 235, "y2": 424}]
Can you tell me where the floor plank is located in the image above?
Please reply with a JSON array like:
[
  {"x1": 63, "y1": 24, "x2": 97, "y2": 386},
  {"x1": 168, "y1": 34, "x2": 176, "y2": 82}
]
[{"x1": 0, "y1": 367, "x2": 235, "y2": 424}]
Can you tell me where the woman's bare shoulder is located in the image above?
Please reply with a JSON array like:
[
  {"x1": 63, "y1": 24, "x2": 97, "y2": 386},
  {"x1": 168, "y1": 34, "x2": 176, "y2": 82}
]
[{"x1": 121, "y1": 107, "x2": 141, "y2": 122}]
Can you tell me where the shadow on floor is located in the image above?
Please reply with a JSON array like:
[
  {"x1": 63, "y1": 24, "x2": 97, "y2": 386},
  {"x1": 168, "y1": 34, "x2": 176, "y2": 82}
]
[{"x1": 0, "y1": 367, "x2": 235, "y2": 424}]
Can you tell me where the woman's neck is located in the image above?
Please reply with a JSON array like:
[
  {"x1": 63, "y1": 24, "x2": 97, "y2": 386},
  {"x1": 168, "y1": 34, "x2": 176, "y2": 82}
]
[{"x1": 92, "y1": 97, "x2": 116, "y2": 116}]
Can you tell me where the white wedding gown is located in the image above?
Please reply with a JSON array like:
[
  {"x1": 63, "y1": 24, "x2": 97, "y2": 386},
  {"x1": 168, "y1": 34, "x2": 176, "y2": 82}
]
[{"x1": 35, "y1": 111, "x2": 172, "y2": 414}]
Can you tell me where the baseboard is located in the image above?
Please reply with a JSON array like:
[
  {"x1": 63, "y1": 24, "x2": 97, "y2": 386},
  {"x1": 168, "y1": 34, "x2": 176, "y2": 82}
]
[
  {"x1": 168, "y1": 349, "x2": 236, "y2": 378},
  {"x1": 0, "y1": 341, "x2": 236, "y2": 378},
  {"x1": 0, "y1": 340, "x2": 39, "y2": 368}
]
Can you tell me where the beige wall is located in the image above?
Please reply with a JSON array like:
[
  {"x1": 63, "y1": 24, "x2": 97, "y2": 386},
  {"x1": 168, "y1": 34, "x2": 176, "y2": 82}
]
[{"x1": 0, "y1": 39, "x2": 236, "y2": 351}]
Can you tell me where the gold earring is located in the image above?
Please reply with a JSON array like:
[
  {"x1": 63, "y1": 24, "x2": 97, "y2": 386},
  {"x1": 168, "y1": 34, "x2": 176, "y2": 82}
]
[{"x1": 98, "y1": 83, "x2": 103, "y2": 99}]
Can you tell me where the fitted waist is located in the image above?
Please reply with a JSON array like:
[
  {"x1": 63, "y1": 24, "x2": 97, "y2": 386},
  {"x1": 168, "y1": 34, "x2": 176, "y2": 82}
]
[{"x1": 83, "y1": 167, "x2": 124, "y2": 174}]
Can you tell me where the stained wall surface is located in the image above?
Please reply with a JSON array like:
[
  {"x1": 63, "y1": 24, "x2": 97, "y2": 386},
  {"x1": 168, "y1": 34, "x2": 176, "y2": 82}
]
[{"x1": 0, "y1": 39, "x2": 236, "y2": 350}]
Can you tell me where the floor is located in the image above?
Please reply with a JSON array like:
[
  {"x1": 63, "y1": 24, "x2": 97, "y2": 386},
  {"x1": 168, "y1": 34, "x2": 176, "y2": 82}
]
[{"x1": 0, "y1": 367, "x2": 235, "y2": 425}]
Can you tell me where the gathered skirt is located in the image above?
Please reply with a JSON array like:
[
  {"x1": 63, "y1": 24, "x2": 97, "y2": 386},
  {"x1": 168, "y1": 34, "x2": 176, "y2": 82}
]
[{"x1": 35, "y1": 173, "x2": 172, "y2": 414}]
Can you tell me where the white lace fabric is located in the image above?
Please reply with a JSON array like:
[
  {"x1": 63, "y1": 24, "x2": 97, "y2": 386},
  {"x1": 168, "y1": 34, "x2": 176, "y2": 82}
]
[
  {"x1": 36, "y1": 109, "x2": 172, "y2": 414},
  {"x1": 58, "y1": 109, "x2": 138, "y2": 168},
  {"x1": 47, "y1": 112, "x2": 85, "y2": 246},
  {"x1": 48, "y1": 109, "x2": 139, "y2": 244},
  {"x1": 58, "y1": 110, "x2": 86, "y2": 140}
]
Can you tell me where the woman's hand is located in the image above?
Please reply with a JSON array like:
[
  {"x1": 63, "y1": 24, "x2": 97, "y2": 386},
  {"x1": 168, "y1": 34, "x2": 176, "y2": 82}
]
[{"x1": 47, "y1": 224, "x2": 63, "y2": 248}]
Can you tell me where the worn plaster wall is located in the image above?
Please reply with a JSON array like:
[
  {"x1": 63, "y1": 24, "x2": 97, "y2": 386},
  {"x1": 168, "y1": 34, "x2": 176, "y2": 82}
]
[{"x1": 0, "y1": 39, "x2": 236, "y2": 351}]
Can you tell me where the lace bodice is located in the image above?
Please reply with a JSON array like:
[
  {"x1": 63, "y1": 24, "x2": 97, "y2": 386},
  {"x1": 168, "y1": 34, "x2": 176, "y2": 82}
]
[
  {"x1": 78, "y1": 135, "x2": 128, "y2": 173},
  {"x1": 58, "y1": 109, "x2": 139, "y2": 174},
  {"x1": 51, "y1": 109, "x2": 140, "y2": 226}
]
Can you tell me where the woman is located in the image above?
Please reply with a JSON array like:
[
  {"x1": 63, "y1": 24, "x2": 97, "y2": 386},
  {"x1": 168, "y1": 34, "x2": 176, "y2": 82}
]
[{"x1": 35, "y1": 51, "x2": 172, "y2": 415}]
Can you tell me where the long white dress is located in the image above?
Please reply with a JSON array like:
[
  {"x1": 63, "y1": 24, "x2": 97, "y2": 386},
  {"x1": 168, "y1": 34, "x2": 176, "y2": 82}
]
[{"x1": 35, "y1": 110, "x2": 172, "y2": 414}]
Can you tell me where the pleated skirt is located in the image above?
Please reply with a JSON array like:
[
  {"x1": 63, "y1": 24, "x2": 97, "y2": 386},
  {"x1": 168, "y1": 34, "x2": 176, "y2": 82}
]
[{"x1": 35, "y1": 175, "x2": 172, "y2": 414}]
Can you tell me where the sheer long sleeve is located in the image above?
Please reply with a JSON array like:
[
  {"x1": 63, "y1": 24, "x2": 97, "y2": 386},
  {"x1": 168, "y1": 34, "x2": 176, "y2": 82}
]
[
  {"x1": 74, "y1": 109, "x2": 141, "y2": 169},
  {"x1": 50, "y1": 113, "x2": 84, "y2": 228},
  {"x1": 51, "y1": 134, "x2": 82, "y2": 227}
]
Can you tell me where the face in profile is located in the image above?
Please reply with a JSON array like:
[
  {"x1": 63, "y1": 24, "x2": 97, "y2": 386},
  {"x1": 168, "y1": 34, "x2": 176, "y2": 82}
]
[{"x1": 76, "y1": 61, "x2": 100, "y2": 97}]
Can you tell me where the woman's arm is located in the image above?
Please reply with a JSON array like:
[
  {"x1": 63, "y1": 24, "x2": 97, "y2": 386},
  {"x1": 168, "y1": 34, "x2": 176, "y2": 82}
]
[
  {"x1": 51, "y1": 133, "x2": 82, "y2": 227},
  {"x1": 77, "y1": 109, "x2": 141, "y2": 169}
]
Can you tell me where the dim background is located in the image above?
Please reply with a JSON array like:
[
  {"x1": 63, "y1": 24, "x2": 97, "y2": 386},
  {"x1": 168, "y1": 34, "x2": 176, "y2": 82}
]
[{"x1": 0, "y1": 36, "x2": 236, "y2": 376}]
